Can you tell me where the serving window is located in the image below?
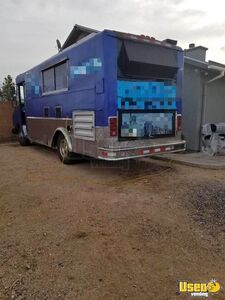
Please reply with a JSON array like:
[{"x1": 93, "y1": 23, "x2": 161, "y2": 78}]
[
  {"x1": 117, "y1": 40, "x2": 179, "y2": 80},
  {"x1": 118, "y1": 109, "x2": 176, "y2": 140}
]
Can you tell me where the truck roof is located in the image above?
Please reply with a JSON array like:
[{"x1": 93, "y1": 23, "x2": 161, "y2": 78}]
[
  {"x1": 16, "y1": 24, "x2": 182, "y2": 83},
  {"x1": 61, "y1": 24, "x2": 182, "y2": 52}
]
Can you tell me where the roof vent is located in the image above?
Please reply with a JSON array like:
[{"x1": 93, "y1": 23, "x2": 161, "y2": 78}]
[
  {"x1": 189, "y1": 43, "x2": 195, "y2": 49},
  {"x1": 163, "y1": 38, "x2": 177, "y2": 46}
]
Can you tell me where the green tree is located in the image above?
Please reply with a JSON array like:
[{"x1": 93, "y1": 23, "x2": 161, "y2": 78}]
[{"x1": 1, "y1": 75, "x2": 15, "y2": 101}]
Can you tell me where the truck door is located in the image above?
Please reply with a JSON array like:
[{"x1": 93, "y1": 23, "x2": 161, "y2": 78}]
[
  {"x1": 12, "y1": 82, "x2": 26, "y2": 134},
  {"x1": 13, "y1": 82, "x2": 30, "y2": 145},
  {"x1": 17, "y1": 82, "x2": 26, "y2": 125}
]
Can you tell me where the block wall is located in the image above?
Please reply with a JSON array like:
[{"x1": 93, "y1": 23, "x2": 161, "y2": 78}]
[{"x1": 0, "y1": 101, "x2": 16, "y2": 142}]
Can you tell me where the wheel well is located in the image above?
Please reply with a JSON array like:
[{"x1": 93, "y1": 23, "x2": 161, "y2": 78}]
[{"x1": 52, "y1": 131, "x2": 62, "y2": 149}]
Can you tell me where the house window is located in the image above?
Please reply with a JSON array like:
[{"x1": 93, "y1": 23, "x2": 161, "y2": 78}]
[{"x1": 42, "y1": 61, "x2": 67, "y2": 94}]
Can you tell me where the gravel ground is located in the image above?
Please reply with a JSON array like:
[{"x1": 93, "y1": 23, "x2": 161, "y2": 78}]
[{"x1": 0, "y1": 143, "x2": 225, "y2": 299}]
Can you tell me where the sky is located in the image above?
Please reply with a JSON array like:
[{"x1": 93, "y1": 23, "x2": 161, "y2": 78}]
[{"x1": 0, "y1": 0, "x2": 225, "y2": 84}]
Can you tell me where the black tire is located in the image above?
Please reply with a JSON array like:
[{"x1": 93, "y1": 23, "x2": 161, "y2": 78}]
[
  {"x1": 57, "y1": 134, "x2": 73, "y2": 164},
  {"x1": 18, "y1": 132, "x2": 30, "y2": 146}
]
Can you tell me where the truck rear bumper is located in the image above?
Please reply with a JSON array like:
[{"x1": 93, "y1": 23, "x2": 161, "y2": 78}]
[{"x1": 98, "y1": 141, "x2": 186, "y2": 161}]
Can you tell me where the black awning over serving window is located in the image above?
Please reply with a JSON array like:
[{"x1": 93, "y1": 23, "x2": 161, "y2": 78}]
[{"x1": 118, "y1": 40, "x2": 179, "y2": 80}]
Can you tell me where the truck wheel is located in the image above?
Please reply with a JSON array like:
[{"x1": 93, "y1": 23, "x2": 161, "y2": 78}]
[
  {"x1": 57, "y1": 134, "x2": 73, "y2": 164},
  {"x1": 18, "y1": 133, "x2": 30, "y2": 146}
]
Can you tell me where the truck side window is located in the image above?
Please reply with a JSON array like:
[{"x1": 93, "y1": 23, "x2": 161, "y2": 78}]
[
  {"x1": 55, "y1": 106, "x2": 62, "y2": 118},
  {"x1": 42, "y1": 61, "x2": 67, "y2": 94},
  {"x1": 43, "y1": 68, "x2": 55, "y2": 93},
  {"x1": 44, "y1": 107, "x2": 49, "y2": 117},
  {"x1": 55, "y1": 62, "x2": 67, "y2": 90}
]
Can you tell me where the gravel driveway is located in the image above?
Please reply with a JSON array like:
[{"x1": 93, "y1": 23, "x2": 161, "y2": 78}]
[{"x1": 0, "y1": 143, "x2": 225, "y2": 300}]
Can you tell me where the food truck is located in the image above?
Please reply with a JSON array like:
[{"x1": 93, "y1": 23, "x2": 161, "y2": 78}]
[{"x1": 13, "y1": 25, "x2": 185, "y2": 163}]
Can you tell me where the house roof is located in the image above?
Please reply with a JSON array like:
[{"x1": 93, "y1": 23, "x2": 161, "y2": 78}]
[
  {"x1": 61, "y1": 24, "x2": 99, "y2": 50},
  {"x1": 208, "y1": 60, "x2": 225, "y2": 69},
  {"x1": 185, "y1": 45, "x2": 208, "y2": 52},
  {"x1": 184, "y1": 56, "x2": 225, "y2": 71}
]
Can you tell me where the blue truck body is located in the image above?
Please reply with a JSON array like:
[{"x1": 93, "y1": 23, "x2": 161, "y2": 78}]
[{"x1": 14, "y1": 28, "x2": 185, "y2": 162}]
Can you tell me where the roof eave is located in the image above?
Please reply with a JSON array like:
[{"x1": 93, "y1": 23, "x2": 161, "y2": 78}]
[{"x1": 184, "y1": 56, "x2": 208, "y2": 69}]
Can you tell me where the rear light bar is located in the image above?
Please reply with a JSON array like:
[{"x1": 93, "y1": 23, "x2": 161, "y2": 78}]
[
  {"x1": 176, "y1": 114, "x2": 182, "y2": 131},
  {"x1": 137, "y1": 145, "x2": 174, "y2": 156},
  {"x1": 109, "y1": 117, "x2": 117, "y2": 137},
  {"x1": 99, "y1": 144, "x2": 179, "y2": 160},
  {"x1": 101, "y1": 145, "x2": 178, "y2": 157}
]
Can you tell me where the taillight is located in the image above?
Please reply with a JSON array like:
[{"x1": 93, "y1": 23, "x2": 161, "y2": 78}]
[
  {"x1": 109, "y1": 117, "x2": 117, "y2": 137},
  {"x1": 176, "y1": 114, "x2": 182, "y2": 131}
]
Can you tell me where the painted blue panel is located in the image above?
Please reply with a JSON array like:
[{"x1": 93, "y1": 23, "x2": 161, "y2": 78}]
[
  {"x1": 176, "y1": 50, "x2": 184, "y2": 114},
  {"x1": 176, "y1": 99, "x2": 182, "y2": 114},
  {"x1": 117, "y1": 80, "x2": 177, "y2": 110},
  {"x1": 70, "y1": 57, "x2": 102, "y2": 77},
  {"x1": 19, "y1": 32, "x2": 109, "y2": 126},
  {"x1": 25, "y1": 72, "x2": 41, "y2": 98},
  {"x1": 16, "y1": 30, "x2": 183, "y2": 129},
  {"x1": 101, "y1": 33, "x2": 117, "y2": 124}
]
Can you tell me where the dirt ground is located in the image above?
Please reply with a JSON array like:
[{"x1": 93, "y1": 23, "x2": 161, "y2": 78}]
[{"x1": 0, "y1": 143, "x2": 225, "y2": 300}]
